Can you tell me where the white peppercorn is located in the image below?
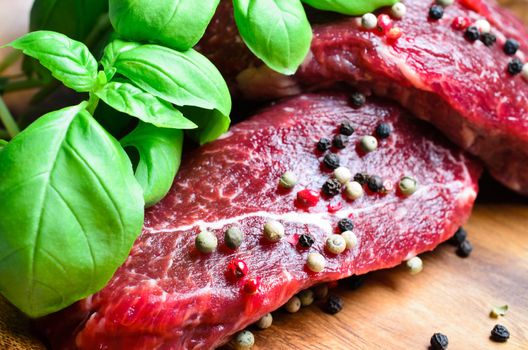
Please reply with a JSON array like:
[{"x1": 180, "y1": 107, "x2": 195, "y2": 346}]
[
  {"x1": 263, "y1": 220, "x2": 285, "y2": 242},
  {"x1": 306, "y1": 252, "x2": 325, "y2": 273}
]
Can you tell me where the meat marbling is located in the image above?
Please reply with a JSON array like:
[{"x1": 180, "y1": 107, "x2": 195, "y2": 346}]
[
  {"x1": 199, "y1": 0, "x2": 528, "y2": 195},
  {"x1": 41, "y1": 93, "x2": 481, "y2": 349}
]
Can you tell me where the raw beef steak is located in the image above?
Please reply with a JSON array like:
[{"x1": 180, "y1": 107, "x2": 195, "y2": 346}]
[
  {"x1": 41, "y1": 93, "x2": 481, "y2": 349},
  {"x1": 199, "y1": 0, "x2": 528, "y2": 195}
]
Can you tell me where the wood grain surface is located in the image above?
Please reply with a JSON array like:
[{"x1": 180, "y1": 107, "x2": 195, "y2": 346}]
[{"x1": 1, "y1": 1, "x2": 527, "y2": 349}]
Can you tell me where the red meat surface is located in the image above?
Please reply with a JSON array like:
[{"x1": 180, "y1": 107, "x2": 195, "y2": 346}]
[
  {"x1": 199, "y1": 0, "x2": 528, "y2": 195},
  {"x1": 41, "y1": 93, "x2": 481, "y2": 349}
]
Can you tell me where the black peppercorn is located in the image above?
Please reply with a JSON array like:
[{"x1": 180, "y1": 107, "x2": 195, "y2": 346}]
[
  {"x1": 464, "y1": 26, "x2": 480, "y2": 42},
  {"x1": 322, "y1": 178, "x2": 342, "y2": 197},
  {"x1": 508, "y1": 58, "x2": 523, "y2": 75},
  {"x1": 367, "y1": 175, "x2": 384, "y2": 192},
  {"x1": 323, "y1": 294, "x2": 344, "y2": 314},
  {"x1": 323, "y1": 153, "x2": 340, "y2": 170},
  {"x1": 480, "y1": 33, "x2": 496, "y2": 47},
  {"x1": 337, "y1": 218, "x2": 354, "y2": 232},
  {"x1": 350, "y1": 92, "x2": 366, "y2": 108},
  {"x1": 430, "y1": 333, "x2": 449, "y2": 350},
  {"x1": 348, "y1": 275, "x2": 366, "y2": 290},
  {"x1": 317, "y1": 137, "x2": 331, "y2": 152},
  {"x1": 340, "y1": 121, "x2": 355, "y2": 136},
  {"x1": 490, "y1": 324, "x2": 510, "y2": 342},
  {"x1": 375, "y1": 123, "x2": 392, "y2": 139},
  {"x1": 456, "y1": 239, "x2": 473, "y2": 257},
  {"x1": 449, "y1": 227, "x2": 467, "y2": 246},
  {"x1": 332, "y1": 134, "x2": 349, "y2": 149},
  {"x1": 332, "y1": 135, "x2": 348, "y2": 149},
  {"x1": 353, "y1": 172, "x2": 369, "y2": 185},
  {"x1": 503, "y1": 38, "x2": 520, "y2": 55},
  {"x1": 429, "y1": 5, "x2": 444, "y2": 20},
  {"x1": 298, "y1": 234, "x2": 315, "y2": 248}
]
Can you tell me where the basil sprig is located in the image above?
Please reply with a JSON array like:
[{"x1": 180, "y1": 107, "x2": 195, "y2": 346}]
[{"x1": 1, "y1": 29, "x2": 231, "y2": 317}]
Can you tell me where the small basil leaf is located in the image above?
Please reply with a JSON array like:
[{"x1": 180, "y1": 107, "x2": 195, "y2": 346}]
[
  {"x1": 0, "y1": 140, "x2": 7, "y2": 151},
  {"x1": 95, "y1": 81, "x2": 197, "y2": 129},
  {"x1": 121, "y1": 123, "x2": 183, "y2": 207},
  {"x1": 233, "y1": 0, "x2": 312, "y2": 75},
  {"x1": 113, "y1": 45, "x2": 231, "y2": 116},
  {"x1": 6, "y1": 31, "x2": 98, "y2": 92},
  {"x1": 25, "y1": 0, "x2": 109, "y2": 80},
  {"x1": 301, "y1": 0, "x2": 398, "y2": 15},
  {"x1": 109, "y1": 0, "x2": 220, "y2": 51},
  {"x1": 179, "y1": 106, "x2": 230, "y2": 145},
  {"x1": 100, "y1": 39, "x2": 141, "y2": 74},
  {"x1": 0, "y1": 104, "x2": 144, "y2": 317}
]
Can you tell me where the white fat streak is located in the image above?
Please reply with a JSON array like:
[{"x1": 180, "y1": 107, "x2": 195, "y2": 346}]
[{"x1": 145, "y1": 203, "x2": 388, "y2": 235}]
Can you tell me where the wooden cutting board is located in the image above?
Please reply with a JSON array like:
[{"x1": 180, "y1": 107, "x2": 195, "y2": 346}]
[{"x1": 1, "y1": 0, "x2": 528, "y2": 349}]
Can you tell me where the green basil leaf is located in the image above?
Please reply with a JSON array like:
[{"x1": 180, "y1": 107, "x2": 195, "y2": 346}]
[
  {"x1": 95, "y1": 81, "x2": 197, "y2": 129},
  {"x1": 100, "y1": 39, "x2": 141, "y2": 75},
  {"x1": 0, "y1": 140, "x2": 7, "y2": 151},
  {"x1": 121, "y1": 123, "x2": 183, "y2": 207},
  {"x1": 301, "y1": 0, "x2": 398, "y2": 15},
  {"x1": 0, "y1": 104, "x2": 144, "y2": 317},
  {"x1": 109, "y1": 0, "x2": 219, "y2": 51},
  {"x1": 233, "y1": 0, "x2": 312, "y2": 75},
  {"x1": 113, "y1": 45, "x2": 232, "y2": 117},
  {"x1": 7, "y1": 31, "x2": 98, "y2": 92},
  {"x1": 179, "y1": 106, "x2": 230, "y2": 145},
  {"x1": 25, "y1": 0, "x2": 109, "y2": 80}
]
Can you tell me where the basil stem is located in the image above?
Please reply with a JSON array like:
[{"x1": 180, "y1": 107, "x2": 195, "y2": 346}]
[{"x1": 0, "y1": 96, "x2": 19, "y2": 137}]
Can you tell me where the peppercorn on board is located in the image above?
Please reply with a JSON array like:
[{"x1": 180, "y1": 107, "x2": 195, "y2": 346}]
[{"x1": 1, "y1": 0, "x2": 528, "y2": 349}]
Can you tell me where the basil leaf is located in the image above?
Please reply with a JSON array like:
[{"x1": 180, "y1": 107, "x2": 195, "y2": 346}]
[
  {"x1": 95, "y1": 81, "x2": 197, "y2": 129},
  {"x1": 25, "y1": 0, "x2": 109, "y2": 80},
  {"x1": 0, "y1": 140, "x2": 7, "y2": 151},
  {"x1": 179, "y1": 106, "x2": 230, "y2": 145},
  {"x1": 233, "y1": 0, "x2": 312, "y2": 75},
  {"x1": 100, "y1": 39, "x2": 141, "y2": 75},
  {"x1": 121, "y1": 123, "x2": 183, "y2": 207},
  {"x1": 301, "y1": 0, "x2": 398, "y2": 15},
  {"x1": 0, "y1": 104, "x2": 144, "y2": 317},
  {"x1": 109, "y1": 0, "x2": 220, "y2": 51},
  {"x1": 7, "y1": 31, "x2": 98, "y2": 92},
  {"x1": 113, "y1": 45, "x2": 231, "y2": 117}
]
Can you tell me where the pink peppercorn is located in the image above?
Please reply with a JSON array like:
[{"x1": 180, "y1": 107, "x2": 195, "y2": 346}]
[
  {"x1": 297, "y1": 189, "x2": 320, "y2": 207},
  {"x1": 243, "y1": 278, "x2": 260, "y2": 295},
  {"x1": 376, "y1": 14, "x2": 393, "y2": 35},
  {"x1": 227, "y1": 259, "x2": 248, "y2": 279},
  {"x1": 452, "y1": 16, "x2": 470, "y2": 31}
]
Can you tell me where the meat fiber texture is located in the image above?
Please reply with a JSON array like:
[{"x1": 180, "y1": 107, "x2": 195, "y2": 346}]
[
  {"x1": 198, "y1": 0, "x2": 528, "y2": 195},
  {"x1": 41, "y1": 93, "x2": 481, "y2": 350}
]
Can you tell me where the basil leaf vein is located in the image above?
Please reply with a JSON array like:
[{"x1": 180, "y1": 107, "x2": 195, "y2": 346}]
[
  {"x1": 95, "y1": 81, "x2": 197, "y2": 130},
  {"x1": 113, "y1": 44, "x2": 231, "y2": 116}
]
